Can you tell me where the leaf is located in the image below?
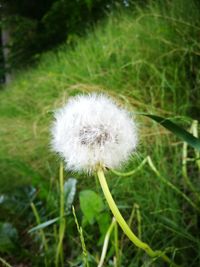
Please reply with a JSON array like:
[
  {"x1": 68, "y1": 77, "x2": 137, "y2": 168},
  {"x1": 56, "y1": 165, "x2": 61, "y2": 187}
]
[
  {"x1": 79, "y1": 190, "x2": 104, "y2": 224},
  {"x1": 28, "y1": 217, "x2": 60, "y2": 233},
  {"x1": 64, "y1": 178, "x2": 77, "y2": 211},
  {"x1": 143, "y1": 114, "x2": 200, "y2": 151},
  {"x1": 0, "y1": 222, "x2": 18, "y2": 252}
]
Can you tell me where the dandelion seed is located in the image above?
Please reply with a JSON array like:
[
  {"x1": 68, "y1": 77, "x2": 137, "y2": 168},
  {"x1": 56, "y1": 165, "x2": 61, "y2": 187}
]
[{"x1": 51, "y1": 94, "x2": 138, "y2": 172}]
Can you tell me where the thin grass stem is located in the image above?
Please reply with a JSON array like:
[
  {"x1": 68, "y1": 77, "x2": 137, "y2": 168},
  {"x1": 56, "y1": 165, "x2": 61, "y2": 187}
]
[
  {"x1": 30, "y1": 202, "x2": 49, "y2": 267},
  {"x1": 114, "y1": 221, "x2": 119, "y2": 267},
  {"x1": 72, "y1": 206, "x2": 89, "y2": 267},
  {"x1": 181, "y1": 121, "x2": 200, "y2": 202},
  {"x1": 30, "y1": 202, "x2": 49, "y2": 251},
  {"x1": 0, "y1": 258, "x2": 12, "y2": 267},
  {"x1": 135, "y1": 204, "x2": 142, "y2": 240},
  {"x1": 182, "y1": 141, "x2": 200, "y2": 202},
  {"x1": 55, "y1": 162, "x2": 66, "y2": 267},
  {"x1": 192, "y1": 120, "x2": 200, "y2": 171},
  {"x1": 98, "y1": 217, "x2": 116, "y2": 267}
]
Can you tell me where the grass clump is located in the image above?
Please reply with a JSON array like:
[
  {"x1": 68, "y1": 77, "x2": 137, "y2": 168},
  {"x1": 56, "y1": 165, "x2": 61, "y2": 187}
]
[{"x1": 0, "y1": 0, "x2": 200, "y2": 266}]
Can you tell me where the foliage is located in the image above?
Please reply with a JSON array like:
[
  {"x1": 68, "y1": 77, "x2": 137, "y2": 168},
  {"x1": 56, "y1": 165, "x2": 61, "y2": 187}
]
[
  {"x1": 0, "y1": 0, "x2": 200, "y2": 266},
  {"x1": 80, "y1": 190, "x2": 104, "y2": 224},
  {"x1": 1, "y1": 0, "x2": 140, "y2": 71}
]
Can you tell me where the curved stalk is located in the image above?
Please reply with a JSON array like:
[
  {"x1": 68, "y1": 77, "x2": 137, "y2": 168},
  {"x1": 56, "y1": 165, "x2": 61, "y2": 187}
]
[
  {"x1": 97, "y1": 167, "x2": 178, "y2": 267},
  {"x1": 110, "y1": 158, "x2": 147, "y2": 177}
]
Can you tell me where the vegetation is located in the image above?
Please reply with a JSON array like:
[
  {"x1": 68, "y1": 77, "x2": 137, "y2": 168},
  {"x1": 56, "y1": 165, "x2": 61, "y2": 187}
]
[
  {"x1": 1, "y1": 0, "x2": 139, "y2": 73},
  {"x1": 0, "y1": 0, "x2": 200, "y2": 266}
]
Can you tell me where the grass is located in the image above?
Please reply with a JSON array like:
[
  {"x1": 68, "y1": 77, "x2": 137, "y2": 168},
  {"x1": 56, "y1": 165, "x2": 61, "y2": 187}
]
[{"x1": 0, "y1": 0, "x2": 200, "y2": 266}]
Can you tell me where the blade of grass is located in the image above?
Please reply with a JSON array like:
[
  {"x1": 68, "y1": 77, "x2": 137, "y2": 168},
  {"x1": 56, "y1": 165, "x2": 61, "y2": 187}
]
[
  {"x1": 28, "y1": 217, "x2": 60, "y2": 233},
  {"x1": 141, "y1": 114, "x2": 200, "y2": 151}
]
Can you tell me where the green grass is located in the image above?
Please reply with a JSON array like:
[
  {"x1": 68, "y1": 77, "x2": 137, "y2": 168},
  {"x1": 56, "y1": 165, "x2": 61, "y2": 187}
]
[{"x1": 0, "y1": 0, "x2": 200, "y2": 266}]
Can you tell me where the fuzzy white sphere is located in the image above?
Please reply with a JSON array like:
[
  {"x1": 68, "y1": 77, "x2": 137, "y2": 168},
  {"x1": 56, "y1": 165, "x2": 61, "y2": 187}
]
[{"x1": 51, "y1": 94, "x2": 138, "y2": 172}]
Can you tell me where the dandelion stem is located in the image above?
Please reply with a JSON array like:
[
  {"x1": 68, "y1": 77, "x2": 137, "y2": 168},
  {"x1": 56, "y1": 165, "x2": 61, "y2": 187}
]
[{"x1": 97, "y1": 167, "x2": 178, "y2": 267}]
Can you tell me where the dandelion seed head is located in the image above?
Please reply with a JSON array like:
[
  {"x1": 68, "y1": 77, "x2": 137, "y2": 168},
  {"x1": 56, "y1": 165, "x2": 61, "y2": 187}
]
[{"x1": 51, "y1": 94, "x2": 138, "y2": 172}]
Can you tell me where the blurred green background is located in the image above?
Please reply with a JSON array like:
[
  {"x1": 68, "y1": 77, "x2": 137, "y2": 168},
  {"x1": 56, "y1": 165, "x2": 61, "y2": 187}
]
[{"x1": 0, "y1": 0, "x2": 200, "y2": 266}]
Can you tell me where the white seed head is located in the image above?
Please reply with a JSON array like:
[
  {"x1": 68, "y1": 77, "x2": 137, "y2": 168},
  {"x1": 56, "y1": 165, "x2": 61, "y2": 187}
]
[{"x1": 51, "y1": 94, "x2": 138, "y2": 172}]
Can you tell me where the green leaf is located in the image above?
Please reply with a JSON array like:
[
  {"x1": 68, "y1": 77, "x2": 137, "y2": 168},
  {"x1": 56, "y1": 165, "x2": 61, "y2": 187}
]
[
  {"x1": 64, "y1": 178, "x2": 77, "y2": 212},
  {"x1": 143, "y1": 114, "x2": 200, "y2": 151},
  {"x1": 28, "y1": 217, "x2": 60, "y2": 233},
  {"x1": 79, "y1": 190, "x2": 104, "y2": 224}
]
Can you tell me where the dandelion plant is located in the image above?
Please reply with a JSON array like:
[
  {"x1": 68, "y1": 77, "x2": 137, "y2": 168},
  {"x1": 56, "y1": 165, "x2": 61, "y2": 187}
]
[{"x1": 51, "y1": 93, "x2": 177, "y2": 266}]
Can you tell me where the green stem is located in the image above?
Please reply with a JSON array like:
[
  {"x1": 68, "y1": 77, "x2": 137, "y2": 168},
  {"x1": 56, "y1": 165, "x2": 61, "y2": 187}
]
[
  {"x1": 0, "y1": 257, "x2": 12, "y2": 267},
  {"x1": 97, "y1": 167, "x2": 178, "y2": 267},
  {"x1": 98, "y1": 218, "x2": 116, "y2": 267},
  {"x1": 31, "y1": 202, "x2": 49, "y2": 252},
  {"x1": 192, "y1": 120, "x2": 200, "y2": 171},
  {"x1": 111, "y1": 158, "x2": 147, "y2": 177},
  {"x1": 182, "y1": 121, "x2": 200, "y2": 202},
  {"x1": 31, "y1": 202, "x2": 49, "y2": 267},
  {"x1": 72, "y1": 206, "x2": 89, "y2": 267},
  {"x1": 114, "y1": 221, "x2": 119, "y2": 267},
  {"x1": 55, "y1": 162, "x2": 66, "y2": 267},
  {"x1": 182, "y1": 141, "x2": 200, "y2": 202},
  {"x1": 135, "y1": 204, "x2": 142, "y2": 240}
]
